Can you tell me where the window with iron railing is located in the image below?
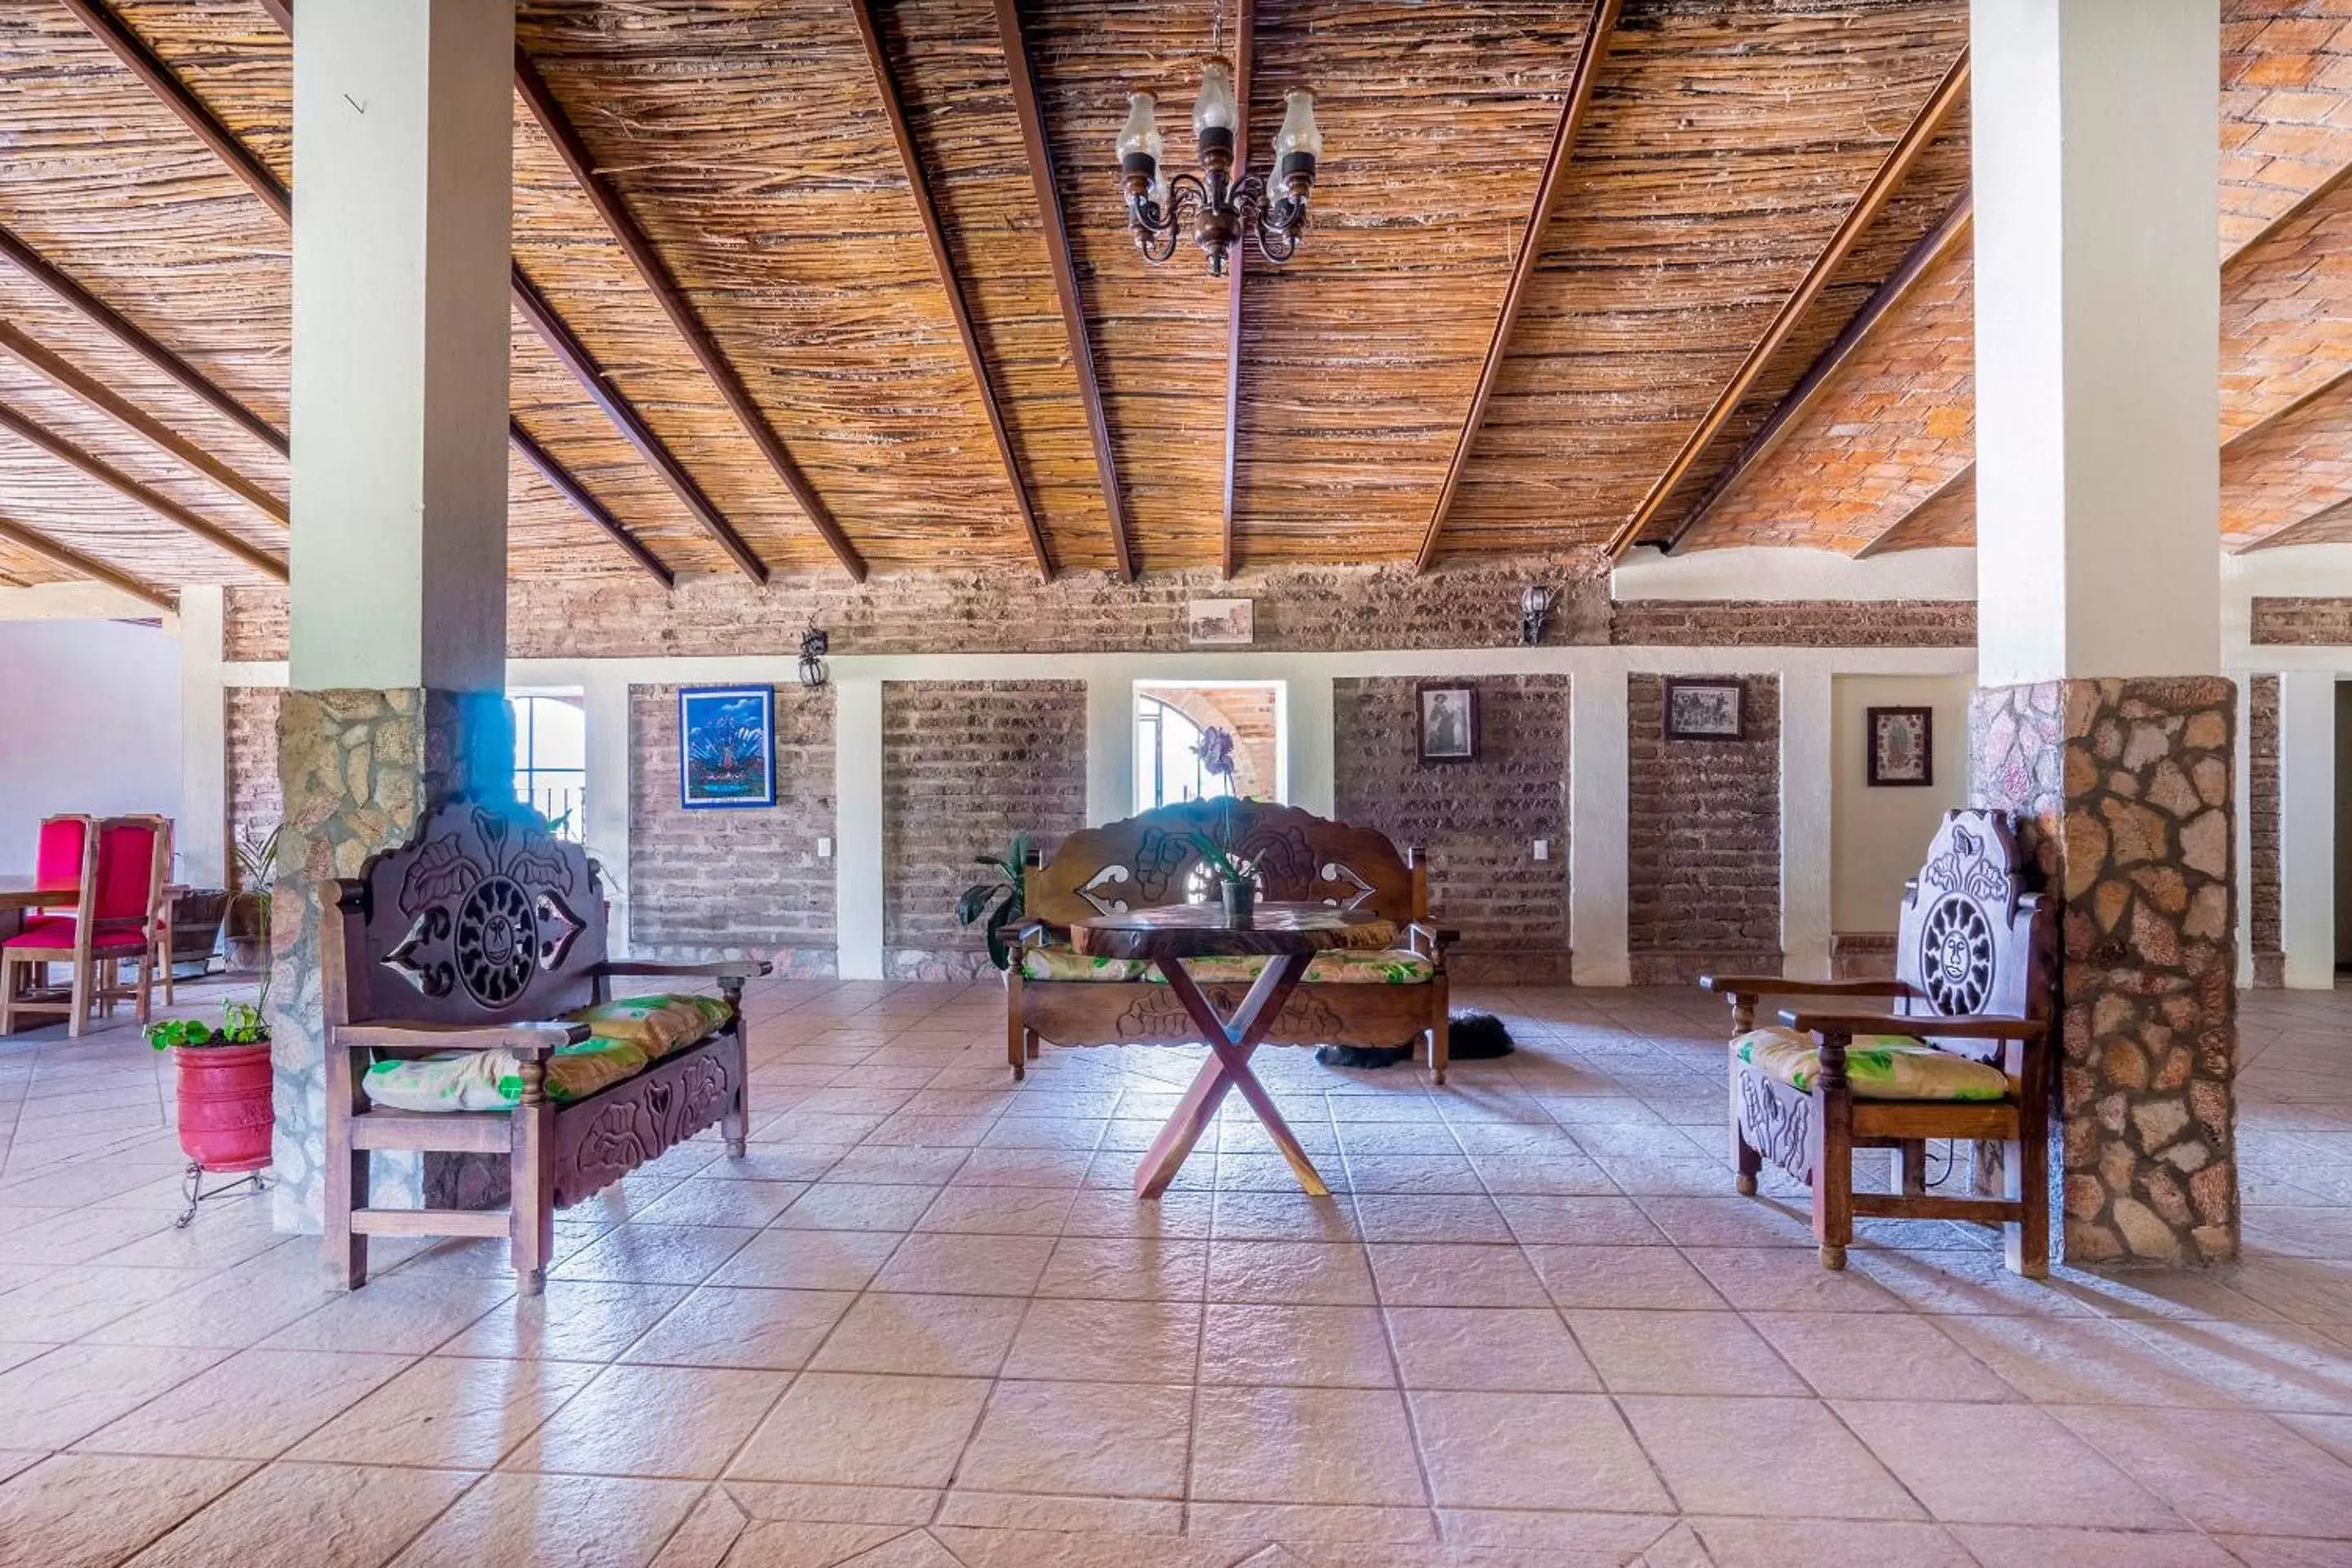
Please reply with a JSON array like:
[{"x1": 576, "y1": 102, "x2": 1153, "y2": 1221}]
[{"x1": 510, "y1": 693, "x2": 586, "y2": 841}]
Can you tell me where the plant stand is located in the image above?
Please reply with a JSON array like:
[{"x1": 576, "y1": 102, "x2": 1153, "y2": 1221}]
[{"x1": 176, "y1": 1162, "x2": 271, "y2": 1229}]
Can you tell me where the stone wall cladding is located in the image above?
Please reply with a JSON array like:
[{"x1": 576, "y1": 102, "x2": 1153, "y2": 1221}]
[
  {"x1": 1970, "y1": 678, "x2": 2239, "y2": 1267},
  {"x1": 2247, "y1": 675, "x2": 2282, "y2": 988},
  {"x1": 1611, "y1": 599, "x2": 1976, "y2": 647},
  {"x1": 225, "y1": 686, "x2": 283, "y2": 890},
  {"x1": 629, "y1": 684, "x2": 837, "y2": 973},
  {"x1": 1626, "y1": 674, "x2": 1783, "y2": 982},
  {"x1": 2249, "y1": 596, "x2": 2352, "y2": 644},
  {"x1": 882, "y1": 680, "x2": 1087, "y2": 979},
  {"x1": 1333, "y1": 675, "x2": 1571, "y2": 984}
]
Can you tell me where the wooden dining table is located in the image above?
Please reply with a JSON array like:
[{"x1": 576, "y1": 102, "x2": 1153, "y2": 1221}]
[{"x1": 0, "y1": 875, "x2": 191, "y2": 1031}]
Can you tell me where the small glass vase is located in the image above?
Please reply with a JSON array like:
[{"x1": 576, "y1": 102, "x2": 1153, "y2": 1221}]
[{"x1": 1220, "y1": 878, "x2": 1255, "y2": 929}]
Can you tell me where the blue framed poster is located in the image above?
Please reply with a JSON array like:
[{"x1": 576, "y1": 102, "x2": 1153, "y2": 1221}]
[{"x1": 678, "y1": 686, "x2": 775, "y2": 808}]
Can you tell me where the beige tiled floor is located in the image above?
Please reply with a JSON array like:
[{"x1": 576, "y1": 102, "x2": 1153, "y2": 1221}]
[{"x1": 0, "y1": 978, "x2": 2349, "y2": 1566}]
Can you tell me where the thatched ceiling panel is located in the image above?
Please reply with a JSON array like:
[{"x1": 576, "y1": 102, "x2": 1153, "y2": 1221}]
[
  {"x1": 2220, "y1": 1, "x2": 2352, "y2": 259},
  {"x1": 109, "y1": 1, "x2": 292, "y2": 177},
  {"x1": 0, "y1": 533, "x2": 69, "y2": 585},
  {"x1": 1440, "y1": 1, "x2": 1970, "y2": 555}
]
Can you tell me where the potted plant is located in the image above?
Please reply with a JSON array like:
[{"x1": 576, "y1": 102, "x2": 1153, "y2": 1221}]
[
  {"x1": 224, "y1": 825, "x2": 279, "y2": 973},
  {"x1": 148, "y1": 999, "x2": 274, "y2": 1184},
  {"x1": 1189, "y1": 831, "x2": 1256, "y2": 929},
  {"x1": 956, "y1": 831, "x2": 1032, "y2": 972},
  {"x1": 1194, "y1": 724, "x2": 1237, "y2": 794}
]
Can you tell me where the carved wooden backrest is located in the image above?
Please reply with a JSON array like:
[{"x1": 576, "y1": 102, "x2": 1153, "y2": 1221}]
[
  {"x1": 326, "y1": 796, "x2": 607, "y2": 1028},
  {"x1": 1892, "y1": 809, "x2": 2051, "y2": 1063},
  {"x1": 1027, "y1": 799, "x2": 1421, "y2": 929}
]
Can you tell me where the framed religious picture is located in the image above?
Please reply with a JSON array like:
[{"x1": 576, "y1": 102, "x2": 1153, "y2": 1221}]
[
  {"x1": 678, "y1": 686, "x2": 776, "y2": 808},
  {"x1": 1664, "y1": 677, "x2": 1745, "y2": 741},
  {"x1": 1418, "y1": 683, "x2": 1479, "y2": 763},
  {"x1": 1867, "y1": 705, "x2": 1934, "y2": 786},
  {"x1": 1187, "y1": 598, "x2": 1255, "y2": 646}
]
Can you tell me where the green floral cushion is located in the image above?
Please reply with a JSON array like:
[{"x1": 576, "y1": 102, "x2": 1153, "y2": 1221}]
[
  {"x1": 1020, "y1": 944, "x2": 1433, "y2": 985},
  {"x1": 1733, "y1": 1026, "x2": 2011, "y2": 1102}
]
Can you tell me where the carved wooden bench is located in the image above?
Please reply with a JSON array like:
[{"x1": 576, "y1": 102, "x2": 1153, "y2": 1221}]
[
  {"x1": 1704, "y1": 809, "x2": 2055, "y2": 1275},
  {"x1": 1009, "y1": 799, "x2": 1452, "y2": 1081},
  {"x1": 322, "y1": 798, "x2": 768, "y2": 1292}
]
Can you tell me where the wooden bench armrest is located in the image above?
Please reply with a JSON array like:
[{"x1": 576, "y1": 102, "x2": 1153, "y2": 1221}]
[
  {"x1": 336, "y1": 1020, "x2": 590, "y2": 1058},
  {"x1": 1012, "y1": 919, "x2": 1063, "y2": 949},
  {"x1": 1701, "y1": 975, "x2": 1909, "y2": 1000},
  {"x1": 1404, "y1": 921, "x2": 1459, "y2": 955},
  {"x1": 593, "y1": 959, "x2": 771, "y2": 982},
  {"x1": 1775, "y1": 1009, "x2": 2047, "y2": 1042}
]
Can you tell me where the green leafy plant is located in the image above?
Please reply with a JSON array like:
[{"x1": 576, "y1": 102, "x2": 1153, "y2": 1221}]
[
  {"x1": 1187, "y1": 831, "x2": 1250, "y2": 885},
  {"x1": 956, "y1": 831, "x2": 1031, "y2": 972},
  {"x1": 146, "y1": 1000, "x2": 267, "y2": 1052}
]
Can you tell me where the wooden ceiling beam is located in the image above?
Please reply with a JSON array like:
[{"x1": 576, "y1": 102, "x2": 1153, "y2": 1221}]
[
  {"x1": 0, "y1": 319, "x2": 287, "y2": 526},
  {"x1": 994, "y1": 0, "x2": 1135, "y2": 581},
  {"x1": 1609, "y1": 47, "x2": 1971, "y2": 561},
  {"x1": 507, "y1": 421, "x2": 675, "y2": 589},
  {"x1": 0, "y1": 511, "x2": 175, "y2": 611},
  {"x1": 1220, "y1": 0, "x2": 1256, "y2": 581},
  {"x1": 0, "y1": 398, "x2": 286, "y2": 580},
  {"x1": 1414, "y1": 0, "x2": 1621, "y2": 573},
  {"x1": 1659, "y1": 191, "x2": 1971, "y2": 554},
  {"x1": 851, "y1": 0, "x2": 1053, "y2": 582},
  {"x1": 513, "y1": 48, "x2": 866, "y2": 581}
]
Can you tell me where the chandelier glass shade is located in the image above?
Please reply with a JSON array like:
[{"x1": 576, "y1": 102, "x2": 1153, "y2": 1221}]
[{"x1": 1117, "y1": 59, "x2": 1321, "y2": 276}]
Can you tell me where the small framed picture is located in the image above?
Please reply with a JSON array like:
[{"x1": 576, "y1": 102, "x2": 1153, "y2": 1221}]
[
  {"x1": 1418, "y1": 683, "x2": 1479, "y2": 763},
  {"x1": 1187, "y1": 598, "x2": 1255, "y2": 646},
  {"x1": 678, "y1": 686, "x2": 775, "y2": 808},
  {"x1": 1867, "y1": 706, "x2": 1934, "y2": 786},
  {"x1": 1664, "y1": 677, "x2": 1746, "y2": 741}
]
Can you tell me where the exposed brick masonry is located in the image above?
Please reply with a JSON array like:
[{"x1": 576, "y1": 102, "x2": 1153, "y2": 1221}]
[
  {"x1": 1610, "y1": 599, "x2": 1975, "y2": 647},
  {"x1": 1334, "y1": 676, "x2": 1571, "y2": 984},
  {"x1": 1628, "y1": 675, "x2": 1783, "y2": 983},
  {"x1": 2250, "y1": 596, "x2": 2352, "y2": 644},
  {"x1": 225, "y1": 685, "x2": 283, "y2": 891}
]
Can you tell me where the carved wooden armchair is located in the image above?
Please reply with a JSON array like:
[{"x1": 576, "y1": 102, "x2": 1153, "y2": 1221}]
[
  {"x1": 322, "y1": 797, "x2": 768, "y2": 1292},
  {"x1": 1702, "y1": 809, "x2": 2054, "y2": 1274}
]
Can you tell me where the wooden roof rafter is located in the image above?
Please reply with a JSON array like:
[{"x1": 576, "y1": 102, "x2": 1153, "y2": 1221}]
[
  {"x1": 511, "y1": 48, "x2": 867, "y2": 582},
  {"x1": 0, "y1": 510, "x2": 174, "y2": 611},
  {"x1": 1219, "y1": 0, "x2": 1254, "y2": 581},
  {"x1": 850, "y1": 0, "x2": 1053, "y2": 583},
  {"x1": 995, "y1": 0, "x2": 1135, "y2": 581},
  {"x1": 1607, "y1": 47, "x2": 1971, "y2": 561},
  {"x1": 1413, "y1": 0, "x2": 1622, "y2": 574}
]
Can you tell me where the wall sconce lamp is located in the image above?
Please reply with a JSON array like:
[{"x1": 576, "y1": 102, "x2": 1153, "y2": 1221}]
[
  {"x1": 798, "y1": 621, "x2": 830, "y2": 690},
  {"x1": 1520, "y1": 584, "x2": 1557, "y2": 647}
]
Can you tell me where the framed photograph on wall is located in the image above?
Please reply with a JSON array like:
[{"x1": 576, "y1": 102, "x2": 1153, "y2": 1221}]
[
  {"x1": 1187, "y1": 598, "x2": 1255, "y2": 646},
  {"x1": 678, "y1": 686, "x2": 776, "y2": 808},
  {"x1": 1418, "y1": 683, "x2": 1479, "y2": 763},
  {"x1": 1867, "y1": 705, "x2": 1934, "y2": 786},
  {"x1": 1664, "y1": 677, "x2": 1745, "y2": 741}
]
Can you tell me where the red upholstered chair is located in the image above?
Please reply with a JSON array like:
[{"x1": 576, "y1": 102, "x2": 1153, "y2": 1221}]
[
  {"x1": 31, "y1": 814, "x2": 89, "y2": 918},
  {"x1": 1, "y1": 814, "x2": 167, "y2": 1036}
]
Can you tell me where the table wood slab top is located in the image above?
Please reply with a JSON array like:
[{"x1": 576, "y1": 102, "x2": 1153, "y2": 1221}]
[
  {"x1": 1071, "y1": 902, "x2": 1396, "y2": 961},
  {"x1": 0, "y1": 877, "x2": 75, "y2": 911}
]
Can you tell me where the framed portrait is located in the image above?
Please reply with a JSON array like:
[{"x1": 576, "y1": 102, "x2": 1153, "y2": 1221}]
[
  {"x1": 678, "y1": 685, "x2": 776, "y2": 808},
  {"x1": 1187, "y1": 598, "x2": 1255, "y2": 646},
  {"x1": 1664, "y1": 677, "x2": 1745, "y2": 741},
  {"x1": 1867, "y1": 706, "x2": 1934, "y2": 786},
  {"x1": 1418, "y1": 683, "x2": 1479, "y2": 763}
]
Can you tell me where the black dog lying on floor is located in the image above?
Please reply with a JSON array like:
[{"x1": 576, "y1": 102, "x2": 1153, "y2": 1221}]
[{"x1": 1316, "y1": 1011, "x2": 1514, "y2": 1070}]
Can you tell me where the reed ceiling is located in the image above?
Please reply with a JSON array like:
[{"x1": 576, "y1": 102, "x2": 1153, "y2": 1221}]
[{"x1": 0, "y1": 0, "x2": 2340, "y2": 599}]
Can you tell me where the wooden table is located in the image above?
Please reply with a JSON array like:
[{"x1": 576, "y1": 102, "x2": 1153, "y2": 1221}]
[
  {"x1": 0, "y1": 877, "x2": 191, "y2": 1030},
  {"x1": 1072, "y1": 902, "x2": 1396, "y2": 1200}
]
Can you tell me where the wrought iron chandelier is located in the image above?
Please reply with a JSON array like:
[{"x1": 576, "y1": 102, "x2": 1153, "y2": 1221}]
[{"x1": 1116, "y1": 59, "x2": 1322, "y2": 276}]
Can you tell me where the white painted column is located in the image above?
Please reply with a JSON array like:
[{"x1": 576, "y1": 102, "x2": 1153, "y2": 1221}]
[
  {"x1": 176, "y1": 585, "x2": 228, "y2": 889},
  {"x1": 2278, "y1": 670, "x2": 2336, "y2": 989},
  {"x1": 581, "y1": 670, "x2": 633, "y2": 957},
  {"x1": 289, "y1": 0, "x2": 512, "y2": 693},
  {"x1": 1085, "y1": 677, "x2": 1133, "y2": 825},
  {"x1": 1780, "y1": 664, "x2": 1834, "y2": 982},
  {"x1": 2234, "y1": 677, "x2": 2255, "y2": 988},
  {"x1": 1287, "y1": 675, "x2": 1335, "y2": 818},
  {"x1": 1570, "y1": 672, "x2": 1630, "y2": 986},
  {"x1": 834, "y1": 676, "x2": 885, "y2": 979},
  {"x1": 1971, "y1": 0, "x2": 2221, "y2": 683}
]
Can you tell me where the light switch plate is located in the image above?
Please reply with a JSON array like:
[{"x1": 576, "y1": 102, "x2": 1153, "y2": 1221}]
[
  {"x1": 1532, "y1": 838, "x2": 1549, "y2": 862},
  {"x1": 817, "y1": 836, "x2": 834, "y2": 860}
]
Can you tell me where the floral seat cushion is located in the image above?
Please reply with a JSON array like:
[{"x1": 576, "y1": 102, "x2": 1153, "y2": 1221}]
[
  {"x1": 362, "y1": 993, "x2": 733, "y2": 1112},
  {"x1": 1021, "y1": 944, "x2": 1432, "y2": 985},
  {"x1": 1732, "y1": 1026, "x2": 2011, "y2": 1102}
]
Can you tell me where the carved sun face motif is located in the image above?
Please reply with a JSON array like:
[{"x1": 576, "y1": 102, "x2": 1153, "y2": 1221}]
[{"x1": 1918, "y1": 894, "x2": 1994, "y2": 1016}]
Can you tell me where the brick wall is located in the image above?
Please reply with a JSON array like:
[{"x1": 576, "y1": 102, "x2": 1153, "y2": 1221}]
[
  {"x1": 1627, "y1": 674, "x2": 1783, "y2": 982},
  {"x1": 628, "y1": 684, "x2": 837, "y2": 973},
  {"x1": 1612, "y1": 599, "x2": 1975, "y2": 646},
  {"x1": 2250, "y1": 597, "x2": 2352, "y2": 644},
  {"x1": 2248, "y1": 674, "x2": 2282, "y2": 987},
  {"x1": 224, "y1": 588, "x2": 288, "y2": 663},
  {"x1": 1334, "y1": 676, "x2": 1571, "y2": 983},
  {"x1": 882, "y1": 681, "x2": 1088, "y2": 979},
  {"x1": 224, "y1": 686, "x2": 282, "y2": 891},
  {"x1": 1148, "y1": 686, "x2": 1279, "y2": 800}
]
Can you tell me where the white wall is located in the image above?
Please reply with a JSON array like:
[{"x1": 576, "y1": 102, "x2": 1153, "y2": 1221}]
[
  {"x1": 0, "y1": 618, "x2": 186, "y2": 872},
  {"x1": 1829, "y1": 672, "x2": 1973, "y2": 929}
]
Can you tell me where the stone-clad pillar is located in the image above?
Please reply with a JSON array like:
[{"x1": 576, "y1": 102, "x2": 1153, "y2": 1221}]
[{"x1": 268, "y1": 0, "x2": 515, "y2": 1231}]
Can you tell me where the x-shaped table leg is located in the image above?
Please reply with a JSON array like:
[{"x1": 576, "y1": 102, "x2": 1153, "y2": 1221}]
[{"x1": 1134, "y1": 953, "x2": 1330, "y2": 1199}]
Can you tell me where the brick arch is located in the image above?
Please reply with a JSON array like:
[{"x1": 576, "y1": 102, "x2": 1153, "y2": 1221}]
[{"x1": 1142, "y1": 687, "x2": 1280, "y2": 802}]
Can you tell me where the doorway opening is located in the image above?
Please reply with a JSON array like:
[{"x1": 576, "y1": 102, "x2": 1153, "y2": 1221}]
[{"x1": 1134, "y1": 681, "x2": 1285, "y2": 813}]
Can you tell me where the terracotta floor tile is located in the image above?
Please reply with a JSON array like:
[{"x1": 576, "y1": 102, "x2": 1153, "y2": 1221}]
[
  {"x1": 1686, "y1": 1517, "x2": 1975, "y2": 1566},
  {"x1": 1493, "y1": 1195, "x2": 1668, "y2": 1246},
  {"x1": 126, "y1": 1461, "x2": 477, "y2": 1567},
  {"x1": 1208, "y1": 1190, "x2": 1361, "y2": 1242},
  {"x1": 504, "y1": 1361, "x2": 788, "y2": 1478},
  {"x1": 871, "y1": 1232, "x2": 1054, "y2": 1296},
  {"x1": 260, "y1": 1272, "x2": 512, "y2": 1355},
  {"x1": 0, "y1": 1452, "x2": 253, "y2": 1568},
  {"x1": 770, "y1": 1183, "x2": 939, "y2": 1232},
  {"x1": 1524, "y1": 1244, "x2": 1728, "y2": 1310},
  {"x1": 913, "y1": 1185, "x2": 1074, "y2": 1236},
  {"x1": 2049, "y1": 1405, "x2": 2352, "y2": 1539},
  {"x1": 1682, "y1": 1246, "x2": 1911, "y2": 1313},
  {"x1": 1352, "y1": 1194, "x2": 1514, "y2": 1243},
  {"x1": 76, "y1": 1347, "x2": 411, "y2": 1460},
  {"x1": 1385, "y1": 1306, "x2": 1598, "y2": 1392},
  {"x1": 80, "y1": 1254, "x2": 342, "y2": 1349},
  {"x1": 1408, "y1": 1390, "x2": 1673, "y2": 1512},
  {"x1": 810, "y1": 1291, "x2": 1027, "y2": 1377},
  {"x1": 440, "y1": 1280, "x2": 692, "y2": 1362},
  {"x1": 548, "y1": 1223, "x2": 761, "y2": 1285},
  {"x1": 1834, "y1": 1401, "x2": 2185, "y2": 1529},
  {"x1": 0, "y1": 1263, "x2": 216, "y2": 1341},
  {"x1": 1620, "y1": 1395, "x2": 1922, "y2": 1519},
  {"x1": 1368, "y1": 1242, "x2": 1550, "y2": 1307},
  {"x1": 728, "y1": 1373, "x2": 991, "y2": 1487},
  {"x1": 954, "y1": 1379, "x2": 1192, "y2": 1498},
  {"x1": 292, "y1": 1353, "x2": 601, "y2": 1468},
  {"x1": 1000, "y1": 1295, "x2": 1201, "y2": 1383},
  {"x1": 622, "y1": 1285, "x2": 857, "y2": 1370},
  {"x1": 1190, "y1": 1385, "x2": 1426, "y2": 1506},
  {"x1": 0, "y1": 1342, "x2": 231, "y2": 1450},
  {"x1": 1205, "y1": 1241, "x2": 1377, "y2": 1306},
  {"x1": 1036, "y1": 1235, "x2": 1208, "y2": 1300},
  {"x1": 1747, "y1": 1312, "x2": 2016, "y2": 1401},
  {"x1": 1199, "y1": 1303, "x2": 1396, "y2": 1388},
  {"x1": 1947, "y1": 1523, "x2": 2241, "y2": 1567},
  {"x1": 389, "y1": 1472, "x2": 703, "y2": 1567},
  {"x1": 716, "y1": 1521, "x2": 925, "y2": 1566},
  {"x1": 708, "y1": 1230, "x2": 902, "y2": 1293}
]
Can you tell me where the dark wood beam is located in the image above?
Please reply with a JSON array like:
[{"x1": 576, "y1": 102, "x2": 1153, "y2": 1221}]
[
  {"x1": 850, "y1": 0, "x2": 1053, "y2": 581},
  {"x1": 508, "y1": 422, "x2": 675, "y2": 589},
  {"x1": 1609, "y1": 47, "x2": 1971, "y2": 560},
  {"x1": 0, "y1": 319, "x2": 287, "y2": 526},
  {"x1": 994, "y1": 0, "x2": 1135, "y2": 581},
  {"x1": 1414, "y1": 0, "x2": 1621, "y2": 573},
  {"x1": 512, "y1": 49, "x2": 866, "y2": 581},
  {"x1": 253, "y1": 0, "x2": 291, "y2": 31},
  {"x1": 0, "y1": 398, "x2": 286, "y2": 579},
  {"x1": 1659, "y1": 191, "x2": 1971, "y2": 553},
  {"x1": 1220, "y1": 0, "x2": 1255, "y2": 580},
  {"x1": 0, "y1": 224, "x2": 286, "y2": 457},
  {"x1": 0, "y1": 511, "x2": 176, "y2": 611}
]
